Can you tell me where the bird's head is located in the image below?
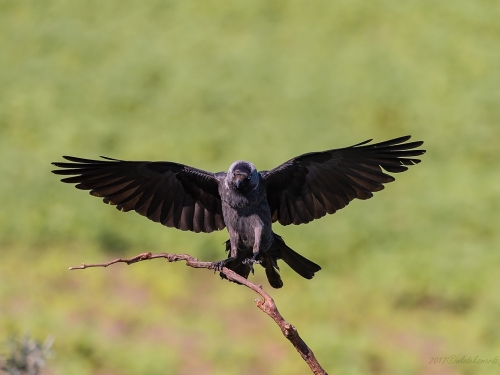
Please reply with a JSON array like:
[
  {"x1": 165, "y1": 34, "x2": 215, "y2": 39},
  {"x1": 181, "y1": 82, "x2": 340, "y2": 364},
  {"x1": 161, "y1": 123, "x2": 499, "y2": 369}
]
[{"x1": 227, "y1": 160, "x2": 258, "y2": 194}]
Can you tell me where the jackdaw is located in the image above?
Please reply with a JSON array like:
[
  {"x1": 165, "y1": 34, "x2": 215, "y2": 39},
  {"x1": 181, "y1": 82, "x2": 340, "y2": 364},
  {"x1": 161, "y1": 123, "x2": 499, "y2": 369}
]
[{"x1": 52, "y1": 135, "x2": 425, "y2": 288}]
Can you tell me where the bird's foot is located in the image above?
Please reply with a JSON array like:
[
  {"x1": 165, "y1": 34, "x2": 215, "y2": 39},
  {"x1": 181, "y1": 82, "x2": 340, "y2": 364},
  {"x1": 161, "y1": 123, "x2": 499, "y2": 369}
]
[
  {"x1": 210, "y1": 260, "x2": 226, "y2": 273},
  {"x1": 242, "y1": 258, "x2": 262, "y2": 275},
  {"x1": 210, "y1": 258, "x2": 236, "y2": 273},
  {"x1": 242, "y1": 258, "x2": 262, "y2": 265}
]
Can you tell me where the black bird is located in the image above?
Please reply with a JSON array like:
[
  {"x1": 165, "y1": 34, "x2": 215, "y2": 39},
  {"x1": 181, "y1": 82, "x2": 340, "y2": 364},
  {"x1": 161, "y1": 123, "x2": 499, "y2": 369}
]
[{"x1": 52, "y1": 135, "x2": 425, "y2": 288}]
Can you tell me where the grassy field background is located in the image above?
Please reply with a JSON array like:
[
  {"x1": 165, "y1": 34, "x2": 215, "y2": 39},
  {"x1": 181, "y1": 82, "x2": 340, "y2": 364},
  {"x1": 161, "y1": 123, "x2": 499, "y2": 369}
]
[{"x1": 1, "y1": 1, "x2": 500, "y2": 374}]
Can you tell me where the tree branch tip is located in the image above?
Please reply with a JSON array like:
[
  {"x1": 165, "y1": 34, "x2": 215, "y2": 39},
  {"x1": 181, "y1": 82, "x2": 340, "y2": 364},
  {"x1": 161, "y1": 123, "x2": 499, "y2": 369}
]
[{"x1": 254, "y1": 298, "x2": 265, "y2": 307}]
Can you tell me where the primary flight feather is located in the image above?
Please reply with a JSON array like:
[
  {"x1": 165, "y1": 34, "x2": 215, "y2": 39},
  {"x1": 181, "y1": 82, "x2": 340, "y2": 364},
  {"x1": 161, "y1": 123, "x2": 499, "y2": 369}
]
[{"x1": 52, "y1": 135, "x2": 425, "y2": 288}]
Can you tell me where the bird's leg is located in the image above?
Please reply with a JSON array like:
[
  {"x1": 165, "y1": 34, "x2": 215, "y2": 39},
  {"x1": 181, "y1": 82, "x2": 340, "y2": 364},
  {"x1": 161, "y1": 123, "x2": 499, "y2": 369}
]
[
  {"x1": 242, "y1": 227, "x2": 263, "y2": 274},
  {"x1": 211, "y1": 230, "x2": 239, "y2": 272}
]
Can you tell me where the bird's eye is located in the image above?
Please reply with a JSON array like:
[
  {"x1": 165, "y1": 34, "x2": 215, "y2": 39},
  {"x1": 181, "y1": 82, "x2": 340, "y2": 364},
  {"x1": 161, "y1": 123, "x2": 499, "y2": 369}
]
[{"x1": 247, "y1": 175, "x2": 251, "y2": 180}]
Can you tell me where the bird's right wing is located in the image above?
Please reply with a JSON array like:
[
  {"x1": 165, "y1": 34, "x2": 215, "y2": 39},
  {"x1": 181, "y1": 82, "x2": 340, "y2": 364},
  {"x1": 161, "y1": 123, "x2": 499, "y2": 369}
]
[
  {"x1": 261, "y1": 136, "x2": 425, "y2": 226},
  {"x1": 52, "y1": 157, "x2": 225, "y2": 233}
]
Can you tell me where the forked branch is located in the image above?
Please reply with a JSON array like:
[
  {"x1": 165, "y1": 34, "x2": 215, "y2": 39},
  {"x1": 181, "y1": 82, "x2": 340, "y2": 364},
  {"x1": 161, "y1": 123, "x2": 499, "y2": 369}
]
[{"x1": 70, "y1": 252, "x2": 328, "y2": 375}]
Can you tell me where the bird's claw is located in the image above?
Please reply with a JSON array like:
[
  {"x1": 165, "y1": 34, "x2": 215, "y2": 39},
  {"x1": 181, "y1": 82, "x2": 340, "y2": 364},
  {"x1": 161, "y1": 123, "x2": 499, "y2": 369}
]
[
  {"x1": 211, "y1": 260, "x2": 227, "y2": 273},
  {"x1": 242, "y1": 258, "x2": 262, "y2": 265},
  {"x1": 242, "y1": 258, "x2": 262, "y2": 275}
]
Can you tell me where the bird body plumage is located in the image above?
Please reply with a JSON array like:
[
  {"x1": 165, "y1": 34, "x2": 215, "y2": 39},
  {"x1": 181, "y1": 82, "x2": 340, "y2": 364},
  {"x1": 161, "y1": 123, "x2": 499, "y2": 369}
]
[{"x1": 52, "y1": 135, "x2": 425, "y2": 288}]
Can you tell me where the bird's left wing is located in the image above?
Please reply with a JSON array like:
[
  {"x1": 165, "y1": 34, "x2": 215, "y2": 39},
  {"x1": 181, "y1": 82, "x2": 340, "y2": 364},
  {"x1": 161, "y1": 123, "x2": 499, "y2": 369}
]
[
  {"x1": 261, "y1": 135, "x2": 425, "y2": 226},
  {"x1": 52, "y1": 156, "x2": 225, "y2": 233}
]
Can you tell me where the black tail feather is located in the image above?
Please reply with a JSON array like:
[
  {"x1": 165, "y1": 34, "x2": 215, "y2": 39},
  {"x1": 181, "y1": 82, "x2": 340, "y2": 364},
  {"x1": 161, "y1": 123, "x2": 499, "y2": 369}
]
[
  {"x1": 271, "y1": 234, "x2": 321, "y2": 280},
  {"x1": 261, "y1": 255, "x2": 283, "y2": 289}
]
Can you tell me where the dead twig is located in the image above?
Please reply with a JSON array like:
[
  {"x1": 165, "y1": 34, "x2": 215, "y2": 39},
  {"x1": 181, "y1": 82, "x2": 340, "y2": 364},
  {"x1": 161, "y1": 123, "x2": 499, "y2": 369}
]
[{"x1": 70, "y1": 251, "x2": 328, "y2": 375}]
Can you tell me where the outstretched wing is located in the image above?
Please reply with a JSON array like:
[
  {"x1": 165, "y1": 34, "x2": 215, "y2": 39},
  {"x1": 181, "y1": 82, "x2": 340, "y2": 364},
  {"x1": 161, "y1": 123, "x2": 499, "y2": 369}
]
[
  {"x1": 52, "y1": 157, "x2": 225, "y2": 233},
  {"x1": 261, "y1": 135, "x2": 425, "y2": 226}
]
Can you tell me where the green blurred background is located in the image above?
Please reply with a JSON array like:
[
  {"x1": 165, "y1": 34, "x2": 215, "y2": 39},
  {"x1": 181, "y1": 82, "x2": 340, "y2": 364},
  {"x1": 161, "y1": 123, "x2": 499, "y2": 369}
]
[{"x1": 1, "y1": 0, "x2": 499, "y2": 374}]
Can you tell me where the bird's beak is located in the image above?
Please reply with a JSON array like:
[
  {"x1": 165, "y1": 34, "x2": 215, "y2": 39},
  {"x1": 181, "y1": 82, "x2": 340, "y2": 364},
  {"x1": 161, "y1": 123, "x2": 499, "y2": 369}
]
[{"x1": 235, "y1": 175, "x2": 245, "y2": 189}]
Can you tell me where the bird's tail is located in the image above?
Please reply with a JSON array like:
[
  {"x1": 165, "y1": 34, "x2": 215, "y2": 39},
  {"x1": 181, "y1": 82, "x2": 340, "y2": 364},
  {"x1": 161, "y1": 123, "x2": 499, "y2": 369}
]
[
  {"x1": 219, "y1": 234, "x2": 321, "y2": 289},
  {"x1": 260, "y1": 254, "x2": 283, "y2": 289},
  {"x1": 270, "y1": 233, "x2": 322, "y2": 280}
]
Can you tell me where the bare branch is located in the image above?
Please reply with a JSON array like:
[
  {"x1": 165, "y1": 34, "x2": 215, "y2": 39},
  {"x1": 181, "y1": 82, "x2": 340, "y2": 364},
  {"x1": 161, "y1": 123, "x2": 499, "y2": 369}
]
[{"x1": 70, "y1": 251, "x2": 328, "y2": 375}]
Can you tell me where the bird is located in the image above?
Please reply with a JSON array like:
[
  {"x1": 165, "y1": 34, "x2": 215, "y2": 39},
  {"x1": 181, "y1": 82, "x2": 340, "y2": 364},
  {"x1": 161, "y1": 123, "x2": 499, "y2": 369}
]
[{"x1": 52, "y1": 135, "x2": 425, "y2": 288}]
